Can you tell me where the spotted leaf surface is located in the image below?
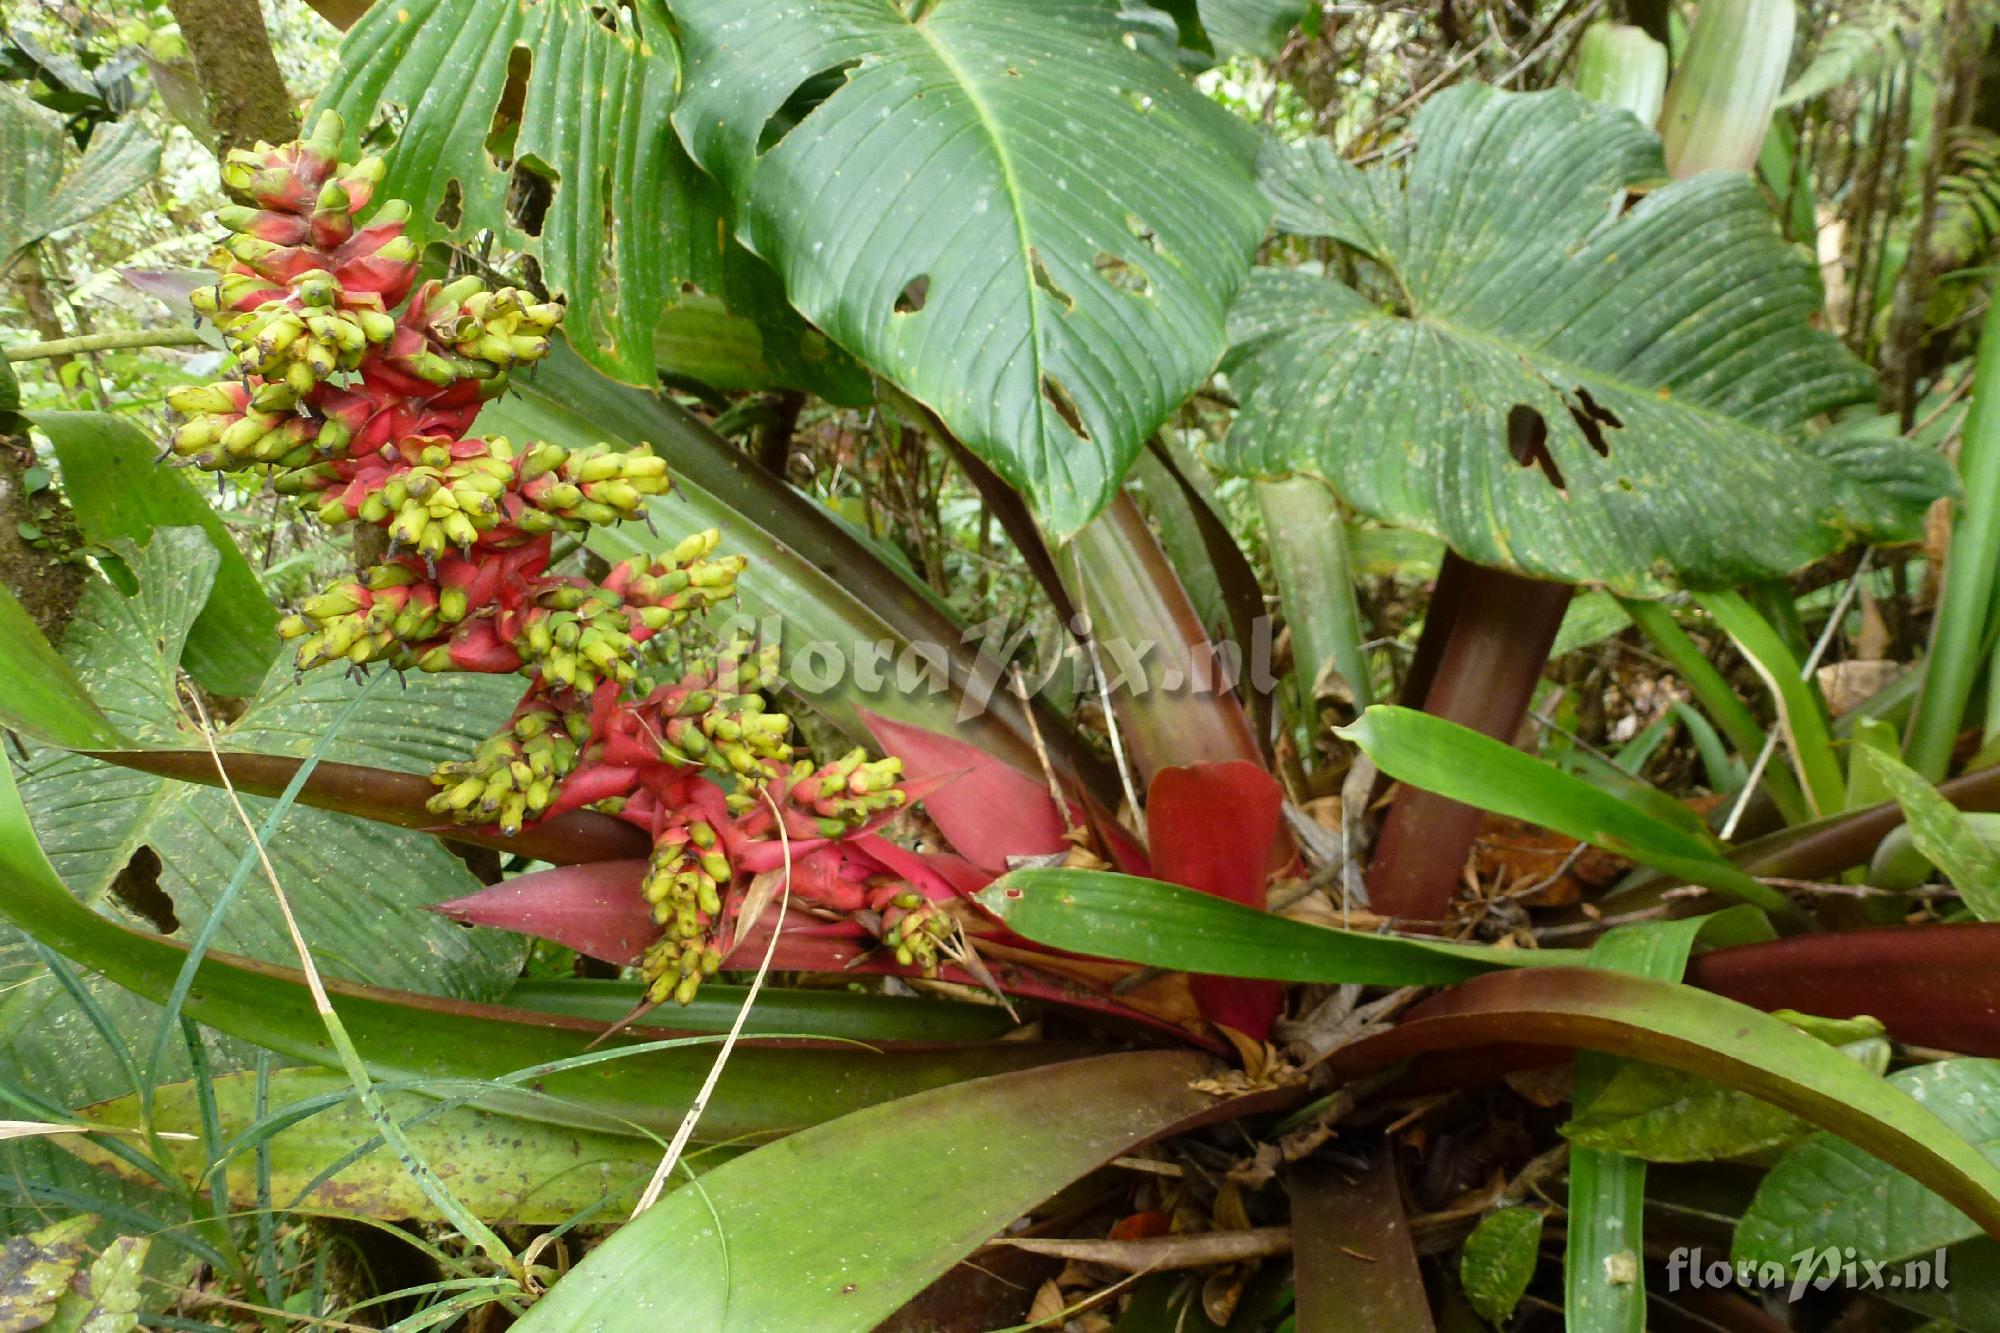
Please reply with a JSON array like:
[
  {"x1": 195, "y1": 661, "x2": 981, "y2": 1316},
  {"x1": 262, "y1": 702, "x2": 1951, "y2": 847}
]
[
  {"x1": 1223, "y1": 84, "x2": 1950, "y2": 595},
  {"x1": 671, "y1": 0, "x2": 1270, "y2": 536}
]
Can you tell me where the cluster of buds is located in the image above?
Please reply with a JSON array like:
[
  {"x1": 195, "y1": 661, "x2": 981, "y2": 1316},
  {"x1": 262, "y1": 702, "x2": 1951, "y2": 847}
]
[{"x1": 164, "y1": 114, "x2": 923, "y2": 1005}]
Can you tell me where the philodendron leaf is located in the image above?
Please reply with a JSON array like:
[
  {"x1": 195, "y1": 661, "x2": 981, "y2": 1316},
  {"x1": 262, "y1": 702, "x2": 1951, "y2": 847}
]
[
  {"x1": 1460, "y1": 1206, "x2": 1544, "y2": 1327},
  {"x1": 1338, "y1": 706, "x2": 1798, "y2": 916},
  {"x1": 1224, "y1": 83, "x2": 1949, "y2": 594},
  {"x1": 1736, "y1": 1059, "x2": 2000, "y2": 1269},
  {"x1": 513, "y1": 1052, "x2": 1243, "y2": 1332},
  {"x1": 1858, "y1": 746, "x2": 2000, "y2": 918},
  {"x1": 670, "y1": 0, "x2": 1270, "y2": 536},
  {"x1": 1200, "y1": 0, "x2": 1310, "y2": 58}
]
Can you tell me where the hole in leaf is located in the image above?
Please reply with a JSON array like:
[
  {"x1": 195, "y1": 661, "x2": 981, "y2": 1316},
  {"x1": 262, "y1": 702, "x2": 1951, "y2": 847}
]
[
  {"x1": 1566, "y1": 386, "x2": 1622, "y2": 458},
  {"x1": 1094, "y1": 251, "x2": 1150, "y2": 295},
  {"x1": 434, "y1": 179, "x2": 463, "y2": 229},
  {"x1": 1124, "y1": 213, "x2": 1164, "y2": 256},
  {"x1": 1508, "y1": 403, "x2": 1565, "y2": 490},
  {"x1": 894, "y1": 274, "x2": 930, "y2": 314},
  {"x1": 587, "y1": 4, "x2": 622, "y2": 32},
  {"x1": 1029, "y1": 248, "x2": 1074, "y2": 310},
  {"x1": 487, "y1": 44, "x2": 533, "y2": 162},
  {"x1": 110, "y1": 845, "x2": 177, "y2": 934},
  {"x1": 757, "y1": 60, "x2": 861, "y2": 157},
  {"x1": 507, "y1": 155, "x2": 556, "y2": 239},
  {"x1": 1042, "y1": 375, "x2": 1090, "y2": 440}
]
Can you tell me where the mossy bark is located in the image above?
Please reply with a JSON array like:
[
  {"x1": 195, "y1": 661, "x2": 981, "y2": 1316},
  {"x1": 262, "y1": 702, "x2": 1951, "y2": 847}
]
[{"x1": 165, "y1": 0, "x2": 299, "y2": 157}]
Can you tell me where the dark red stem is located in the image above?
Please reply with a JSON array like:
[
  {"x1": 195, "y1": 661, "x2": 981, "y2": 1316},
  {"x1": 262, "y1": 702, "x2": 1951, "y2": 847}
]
[{"x1": 1366, "y1": 552, "x2": 1572, "y2": 922}]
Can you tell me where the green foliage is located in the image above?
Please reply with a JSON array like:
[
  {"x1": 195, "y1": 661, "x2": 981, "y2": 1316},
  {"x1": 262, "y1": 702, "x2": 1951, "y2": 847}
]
[
  {"x1": 1337, "y1": 706, "x2": 1794, "y2": 913},
  {"x1": 0, "y1": 85, "x2": 158, "y2": 261},
  {"x1": 1737, "y1": 1059, "x2": 2000, "y2": 1268},
  {"x1": 982, "y1": 866, "x2": 1585, "y2": 983},
  {"x1": 70, "y1": 1069, "x2": 681, "y2": 1224},
  {"x1": 1565, "y1": 1030, "x2": 1892, "y2": 1162},
  {"x1": 513, "y1": 1052, "x2": 1224, "y2": 1332},
  {"x1": 0, "y1": 1214, "x2": 146, "y2": 1332},
  {"x1": 37, "y1": 412, "x2": 276, "y2": 697},
  {"x1": 1225, "y1": 83, "x2": 1947, "y2": 594},
  {"x1": 1459, "y1": 1207, "x2": 1543, "y2": 1327},
  {"x1": 1858, "y1": 746, "x2": 2000, "y2": 915},
  {"x1": 671, "y1": 0, "x2": 1271, "y2": 536}
]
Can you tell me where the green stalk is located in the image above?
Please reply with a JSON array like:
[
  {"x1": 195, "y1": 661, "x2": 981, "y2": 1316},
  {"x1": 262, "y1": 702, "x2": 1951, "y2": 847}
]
[
  {"x1": 1910, "y1": 294, "x2": 2000, "y2": 778},
  {"x1": 1061, "y1": 492, "x2": 1266, "y2": 786},
  {"x1": 1657, "y1": 0, "x2": 1795, "y2": 176},
  {"x1": 1574, "y1": 22, "x2": 1669, "y2": 125},
  {"x1": 1621, "y1": 598, "x2": 1810, "y2": 822},
  {"x1": 1697, "y1": 591, "x2": 1847, "y2": 818},
  {"x1": 1255, "y1": 476, "x2": 1375, "y2": 727}
]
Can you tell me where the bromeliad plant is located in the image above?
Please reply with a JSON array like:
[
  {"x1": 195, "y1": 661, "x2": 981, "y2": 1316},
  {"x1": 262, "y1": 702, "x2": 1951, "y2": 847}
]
[
  {"x1": 165, "y1": 113, "x2": 926, "y2": 1005},
  {"x1": 11, "y1": 2, "x2": 2000, "y2": 1330}
]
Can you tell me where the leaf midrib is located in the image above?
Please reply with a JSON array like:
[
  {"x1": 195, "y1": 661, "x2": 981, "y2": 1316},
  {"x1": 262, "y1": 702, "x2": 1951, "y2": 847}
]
[{"x1": 907, "y1": 12, "x2": 1048, "y2": 451}]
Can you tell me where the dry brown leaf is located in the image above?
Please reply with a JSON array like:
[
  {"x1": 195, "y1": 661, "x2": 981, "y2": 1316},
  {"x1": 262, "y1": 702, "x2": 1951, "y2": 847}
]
[
  {"x1": 1027, "y1": 1279, "x2": 1067, "y2": 1324},
  {"x1": 1816, "y1": 659, "x2": 1904, "y2": 718}
]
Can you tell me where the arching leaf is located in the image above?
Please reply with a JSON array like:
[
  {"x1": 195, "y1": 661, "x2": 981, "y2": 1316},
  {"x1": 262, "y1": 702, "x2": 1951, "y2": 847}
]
[
  {"x1": 671, "y1": 0, "x2": 1270, "y2": 535},
  {"x1": 1223, "y1": 84, "x2": 1950, "y2": 595}
]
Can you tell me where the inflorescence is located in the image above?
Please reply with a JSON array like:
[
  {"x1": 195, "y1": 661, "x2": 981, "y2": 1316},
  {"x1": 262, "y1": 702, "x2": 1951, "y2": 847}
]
[{"x1": 164, "y1": 113, "x2": 930, "y2": 1003}]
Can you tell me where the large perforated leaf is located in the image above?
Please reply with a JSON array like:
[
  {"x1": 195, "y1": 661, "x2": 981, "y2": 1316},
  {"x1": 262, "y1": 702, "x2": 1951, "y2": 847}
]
[
  {"x1": 1222, "y1": 84, "x2": 1951, "y2": 595},
  {"x1": 671, "y1": 0, "x2": 1270, "y2": 536},
  {"x1": 315, "y1": 0, "x2": 855, "y2": 395}
]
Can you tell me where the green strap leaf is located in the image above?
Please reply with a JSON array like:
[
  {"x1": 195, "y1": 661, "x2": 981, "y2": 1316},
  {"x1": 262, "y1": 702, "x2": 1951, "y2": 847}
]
[
  {"x1": 977, "y1": 867, "x2": 1587, "y2": 983},
  {"x1": 513, "y1": 1051, "x2": 1235, "y2": 1331},
  {"x1": 1224, "y1": 83, "x2": 1948, "y2": 594},
  {"x1": 1337, "y1": 705, "x2": 1799, "y2": 917},
  {"x1": 671, "y1": 0, "x2": 1270, "y2": 536},
  {"x1": 70, "y1": 1069, "x2": 684, "y2": 1225},
  {"x1": 0, "y1": 584, "x2": 118, "y2": 750}
]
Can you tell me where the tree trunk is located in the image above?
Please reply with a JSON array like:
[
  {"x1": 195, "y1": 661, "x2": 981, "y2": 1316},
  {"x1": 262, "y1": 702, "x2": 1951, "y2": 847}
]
[{"x1": 166, "y1": 0, "x2": 299, "y2": 157}]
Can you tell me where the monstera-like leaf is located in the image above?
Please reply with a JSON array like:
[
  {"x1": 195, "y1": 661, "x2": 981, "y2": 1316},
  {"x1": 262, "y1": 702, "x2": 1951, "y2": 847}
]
[
  {"x1": 1222, "y1": 83, "x2": 1951, "y2": 595},
  {"x1": 316, "y1": 0, "x2": 859, "y2": 396},
  {"x1": 670, "y1": 0, "x2": 1270, "y2": 536}
]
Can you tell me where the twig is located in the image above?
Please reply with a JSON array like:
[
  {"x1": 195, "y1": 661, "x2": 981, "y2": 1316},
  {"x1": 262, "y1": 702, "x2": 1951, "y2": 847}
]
[
  {"x1": 631, "y1": 783, "x2": 794, "y2": 1216},
  {"x1": 2, "y1": 327, "x2": 209, "y2": 361},
  {"x1": 1070, "y1": 577, "x2": 1145, "y2": 835},
  {"x1": 1719, "y1": 553, "x2": 1873, "y2": 841},
  {"x1": 1010, "y1": 665, "x2": 1080, "y2": 841}
]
